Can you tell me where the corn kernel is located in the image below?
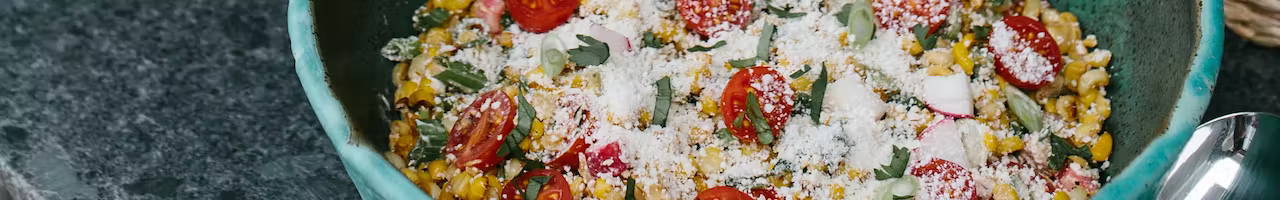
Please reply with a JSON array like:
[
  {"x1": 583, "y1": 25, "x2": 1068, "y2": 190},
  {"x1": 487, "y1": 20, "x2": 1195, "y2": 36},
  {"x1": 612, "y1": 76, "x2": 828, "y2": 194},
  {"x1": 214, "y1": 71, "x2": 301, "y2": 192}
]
[
  {"x1": 1055, "y1": 95, "x2": 1077, "y2": 121},
  {"x1": 1022, "y1": 0, "x2": 1042, "y2": 20},
  {"x1": 1060, "y1": 12, "x2": 1078, "y2": 23},
  {"x1": 983, "y1": 133, "x2": 999, "y2": 153},
  {"x1": 1076, "y1": 69, "x2": 1110, "y2": 94},
  {"x1": 839, "y1": 32, "x2": 850, "y2": 46},
  {"x1": 1083, "y1": 35, "x2": 1098, "y2": 48},
  {"x1": 924, "y1": 49, "x2": 954, "y2": 69},
  {"x1": 426, "y1": 181, "x2": 444, "y2": 199},
  {"x1": 1074, "y1": 122, "x2": 1101, "y2": 142},
  {"x1": 395, "y1": 80, "x2": 421, "y2": 103},
  {"x1": 1063, "y1": 61, "x2": 1088, "y2": 85},
  {"x1": 519, "y1": 136, "x2": 533, "y2": 151},
  {"x1": 1085, "y1": 49, "x2": 1112, "y2": 67},
  {"x1": 449, "y1": 172, "x2": 471, "y2": 196},
  {"x1": 424, "y1": 28, "x2": 453, "y2": 45},
  {"x1": 694, "y1": 176, "x2": 708, "y2": 191},
  {"x1": 462, "y1": 175, "x2": 487, "y2": 200},
  {"x1": 700, "y1": 97, "x2": 719, "y2": 116},
  {"x1": 1054, "y1": 191, "x2": 1070, "y2": 200},
  {"x1": 1096, "y1": 98, "x2": 1112, "y2": 119},
  {"x1": 497, "y1": 32, "x2": 515, "y2": 48},
  {"x1": 591, "y1": 178, "x2": 614, "y2": 199},
  {"x1": 440, "y1": 0, "x2": 474, "y2": 12},
  {"x1": 907, "y1": 39, "x2": 924, "y2": 55},
  {"x1": 831, "y1": 185, "x2": 846, "y2": 198},
  {"x1": 427, "y1": 160, "x2": 448, "y2": 180},
  {"x1": 791, "y1": 76, "x2": 814, "y2": 91},
  {"x1": 569, "y1": 176, "x2": 585, "y2": 198},
  {"x1": 952, "y1": 42, "x2": 975, "y2": 75},
  {"x1": 697, "y1": 147, "x2": 725, "y2": 174},
  {"x1": 1092, "y1": 132, "x2": 1113, "y2": 161},
  {"x1": 993, "y1": 183, "x2": 1020, "y2": 200},
  {"x1": 999, "y1": 136, "x2": 1025, "y2": 154},
  {"x1": 926, "y1": 63, "x2": 954, "y2": 76}
]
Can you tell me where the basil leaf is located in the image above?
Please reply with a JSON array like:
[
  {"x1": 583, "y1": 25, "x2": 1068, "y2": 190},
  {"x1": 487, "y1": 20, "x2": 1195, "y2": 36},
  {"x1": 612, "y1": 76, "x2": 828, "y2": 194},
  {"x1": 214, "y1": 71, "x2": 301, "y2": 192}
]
[
  {"x1": 912, "y1": 24, "x2": 939, "y2": 50},
  {"x1": 745, "y1": 92, "x2": 775, "y2": 145},
  {"x1": 1048, "y1": 136, "x2": 1092, "y2": 170},
  {"x1": 874, "y1": 146, "x2": 911, "y2": 180},
  {"x1": 789, "y1": 65, "x2": 811, "y2": 79},
  {"x1": 716, "y1": 128, "x2": 735, "y2": 143},
  {"x1": 498, "y1": 89, "x2": 537, "y2": 158},
  {"x1": 525, "y1": 175, "x2": 551, "y2": 200},
  {"x1": 729, "y1": 58, "x2": 757, "y2": 68},
  {"x1": 567, "y1": 35, "x2": 611, "y2": 66},
  {"x1": 624, "y1": 178, "x2": 637, "y2": 200},
  {"x1": 810, "y1": 66, "x2": 828, "y2": 124},
  {"x1": 757, "y1": 24, "x2": 776, "y2": 61},
  {"x1": 652, "y1": 77, "x2": 673, "y2": 126},
  {"x1": 522, "y1": 158, "x2": 546, "y2": 170},
  {"x1": 413, "y1": 8, "x2": 450, "y2": 32},
  {"x1": 687, "y1": 41, "x2": 726, "y2": 52},
  {"x1": 791, "y1": 93, "x2": 811, "y2": 116},
  {"x1": 433, "y1": 63, "x2": 488, "y2": 93},
  {"x1": 767, "y1": 5, "x2": 807, "y2": 18},
  {"x1": 642, "y1": 31, "x2": 664, "y2": 48},
  {"x1": 407, "y1": 119, "x2": 448, "y2": 167},
  {"x1": 381, "y1": 36, "x2": 421, "y2": 61}
]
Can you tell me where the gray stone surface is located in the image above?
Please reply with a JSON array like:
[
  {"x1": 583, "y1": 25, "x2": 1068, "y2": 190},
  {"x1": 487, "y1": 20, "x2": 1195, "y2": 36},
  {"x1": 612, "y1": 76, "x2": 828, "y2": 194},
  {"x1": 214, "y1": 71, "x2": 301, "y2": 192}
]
[
  {"x1": 0, "y1": 0, "x2": 1275, "y2": 199},
  {"x1": 0, "y1": 0, "x2": 357, "y2": 199}
]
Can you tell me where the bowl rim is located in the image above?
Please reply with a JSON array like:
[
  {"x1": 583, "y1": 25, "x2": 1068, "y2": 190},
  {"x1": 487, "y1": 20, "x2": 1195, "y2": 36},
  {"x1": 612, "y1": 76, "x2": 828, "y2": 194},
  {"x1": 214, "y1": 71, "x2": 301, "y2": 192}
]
[{"x1": 286, "y1": 0, "x2": 1224, "y2": 198}]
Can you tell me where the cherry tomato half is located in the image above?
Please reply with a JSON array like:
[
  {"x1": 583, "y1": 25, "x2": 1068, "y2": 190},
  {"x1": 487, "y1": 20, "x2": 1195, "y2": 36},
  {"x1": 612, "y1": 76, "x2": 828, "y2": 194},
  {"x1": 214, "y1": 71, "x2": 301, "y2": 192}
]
[
  {"x1": 676, "y1": 0, "x2": 753, "y2": 37},
  {"x1": 586, "y1": 141, "x2": 628, "y2": 177},
  {"x1": 749, "y1": 188, "x2": 783, "y2": 200},
  {"x1": 545, "y1": 94, "x2": 597, "y2": 171},
  {"x1": 696, "y1": 186, "x2": 753, "y2": 200},
  {"x1": 872, "y1": 0, "x2": 953, "y2": 34},
  {"x1": 507, "y1": 0, "x2": 580, "y2": 33},
  {"x1": 911, "y1": 158, "x2": 978, "y2": 200},
  {"x1": 988, "y1": 16, "x2": 1064, "y2": 89},
  {"x1": 719, "y1": 66, "x2": 794, "y2": 144},
  {"x1": 500, "y1": 169, "x2": 572, "y2": 200},
  {"x1": 445, "y1": 90, "x2": 517, "y2": 171}
]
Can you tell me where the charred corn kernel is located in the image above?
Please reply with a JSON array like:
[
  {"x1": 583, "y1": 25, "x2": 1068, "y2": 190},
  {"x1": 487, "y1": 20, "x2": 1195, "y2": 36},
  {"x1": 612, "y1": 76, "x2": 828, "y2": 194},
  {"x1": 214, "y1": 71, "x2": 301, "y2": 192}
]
[
  {"x1": 1053, "y1": 191, "x2": 1071, "y2": 200},
  {"x1": 427, "y1": 160, "x2": 448, "y2": 180},
  {"x1": 791, "y1": 76, "x2": 813, "y2": 91},
  {"x1": 1055, "y1": 95, "x2": 1077, "y2": 121},
  {"x1": 530, "y1": 120, "x2": 545, "y2": 138},
  {"x1": 462, "y1": 175, "x2": 488, "y2": 200},
  {"x1": 395, "y1": 80, "x2": 420, "y2": 102},
  {"x1": 700, "y1": 97, "x2": 719, "y2": 116},
  {"x1": 1083, "y1": 35, "x2": 1098, "y2": 48},
  {"x1": 1063, "y1": 61, "x2": 1088, "y2": 85},
  {"x1": 439, "y1": 0, "x2": 473, "y2": 12},
  {"x1": 1076, "y1": 69, "x2": 1110, "y2": 93},
  {"x1": 1092, "y1": 132, "x2": 1114, "y2": 161},
  {"x1": 993, "y1": 183, "x2": 1020, "y2": 200},
  {"x1": 424, "y1": 28, "x2": 453, "y2": 45},
  {"x1": 497, "y1": 32, "x2": 515, "y2": 48},
  {"x1": 591, "y1": 178, "x2": 614, "y2": 199},
  {"x1": 1085, "y1": 49, "x2": 1112, "y2": 67},
  {"x1": 831, "y1": 185, "x2": 846, "y2": 198}
]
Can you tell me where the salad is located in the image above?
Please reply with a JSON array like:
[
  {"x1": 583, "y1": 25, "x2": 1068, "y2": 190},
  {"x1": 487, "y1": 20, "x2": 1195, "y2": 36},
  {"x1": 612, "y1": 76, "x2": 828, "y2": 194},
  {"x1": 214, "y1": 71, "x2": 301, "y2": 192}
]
[{"x1": 380, "y1": 0, "x2": 1116, "y2": 199}]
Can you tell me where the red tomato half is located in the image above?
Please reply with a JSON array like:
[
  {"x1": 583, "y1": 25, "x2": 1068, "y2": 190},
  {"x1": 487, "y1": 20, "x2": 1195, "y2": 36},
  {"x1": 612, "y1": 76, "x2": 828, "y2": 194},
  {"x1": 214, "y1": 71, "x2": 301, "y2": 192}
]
[
  {"x1": 545, "y1": 94, "x2": 597, "y2": 171},
  {"x1": 586, "y1": 142, "x2": 628, "y2": 177},
  {"x1": 988, "y1": 16, "x2": 1064, "y2": 89},
  {"x1": 507, "y1": 0, "x2": 580, "y2": 33},
  {"x1": 445, "y1": 90, "x2": 517, "y2": 171},
  {"x1": 749, "y1": 188, "x2": 783, "y2": 200},
  {"x1": 676, "y1": 0, "x2": 753, "y2": 37},
  {"x1": 696, "y1": 186, "x2": 753, "y2": 200},
  {"x1": 872, "y1": 0, "x2": 953, "y2": 34},
  {"x1": 911, "y1": 158, "x2": 978, "y2": 200},
  {"x1": 500, "y1": 169, "x2": 572, "y2": 200},
  {"x1": 719, "y1": 66, "x2": 794, "y2": 144}
]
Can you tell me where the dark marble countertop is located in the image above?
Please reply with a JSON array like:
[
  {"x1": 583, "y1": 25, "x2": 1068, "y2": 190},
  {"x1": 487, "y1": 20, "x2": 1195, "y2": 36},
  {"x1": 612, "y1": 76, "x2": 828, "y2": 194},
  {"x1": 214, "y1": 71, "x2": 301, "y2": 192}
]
[{"x1": 0, "y1": 0, "x2": 1275, "y2": 199}]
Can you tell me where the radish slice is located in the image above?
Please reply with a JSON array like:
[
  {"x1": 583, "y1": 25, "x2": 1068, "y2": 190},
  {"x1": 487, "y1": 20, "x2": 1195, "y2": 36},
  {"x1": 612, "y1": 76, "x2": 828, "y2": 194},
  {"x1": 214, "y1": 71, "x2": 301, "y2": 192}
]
[
  {"x1": 589, "y1": 24, "x2": 633, "y2": 54},
  {"x1": 923, "y1": 74, "x2": 974, "y2": 118},
  {"x1": 916, "y1": 118, "x2": 970, "y2": 167},
  {"x1": 470, "y1": 0, "x2": 506, "y2": 34},
  {"x1": 586, "y1": 142, "x2": 628, "y2": 177}
]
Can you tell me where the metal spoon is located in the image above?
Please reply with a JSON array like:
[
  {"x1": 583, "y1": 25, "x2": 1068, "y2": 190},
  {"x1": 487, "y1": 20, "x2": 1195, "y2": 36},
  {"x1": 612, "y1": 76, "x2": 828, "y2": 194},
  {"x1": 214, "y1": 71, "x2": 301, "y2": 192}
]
[{"x1": 1158, "y1": 112, "x2": 1280, "y2": 199}]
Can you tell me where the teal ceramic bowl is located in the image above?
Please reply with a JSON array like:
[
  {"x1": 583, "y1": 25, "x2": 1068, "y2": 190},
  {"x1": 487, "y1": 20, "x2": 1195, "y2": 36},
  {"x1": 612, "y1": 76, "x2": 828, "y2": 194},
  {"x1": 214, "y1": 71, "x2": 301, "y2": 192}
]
[{"x1": 288, "y1": 0, "x2": 1223, "y2": 199}]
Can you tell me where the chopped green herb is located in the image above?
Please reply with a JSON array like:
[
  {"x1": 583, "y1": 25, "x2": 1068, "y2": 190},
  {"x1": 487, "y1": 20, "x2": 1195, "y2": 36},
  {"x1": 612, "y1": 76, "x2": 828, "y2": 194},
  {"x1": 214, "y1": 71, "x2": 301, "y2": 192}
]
[
  {"x1": 462, "y1": 37, "x2": 490, "y2": 48},
  {"x1": 407, "y1": 118, "x2": 448, "y2": 167},
  {"x1": 413, "y1": 8, "x2": 450, "y2": 32},
  {"x1": 834, "y1": 4, "x2": 854, "y2": 26},
  {"x1": 525, "y1": 175, "x2": 550, "y2": 200},
  {"x1": 498, "y1": 88, "x2": 537, "y2": 158},
  {"x1": 913, "y1": 24, "x2": 940, "y2": 50},
  {"x1": 381, "y1": 37, "x2": 421, "y2": 61},
  {"x1": 500, "y1": 13, "x2": 514, "y2": 29},
  {"x1": 791, "y1": 93, "x2": 811, "y2": 116},
  {"x1": 624, "y1": 178, "x2": 637, "y2": 200},
  {"x1": 642, "y1": 31, "x2": 664, "y2": 48},
  {"x1": 521, "y1": 158, "x2": 546, "y2": 170},
  {"x1": 729, "y1": 58, "x2": 758, "y2": 68},
  {"x1": 433, "y1": 61, "x2": 488, "y2": 93},
  {"x1": 767, "y1": 5, "x2": 807, "y2": 18},
  {"x1": 567, "y1": 35, "x2": 611, "y2": 66},
  {"x1": 1048, "y1": 136, "x2": 1092, "y2": 170},
  {"x1": 652, "y1": 77, "x2": 673, "y2": 126},
  {"x1": 893, "y1": 195, "x2": 915, "y2": 200},
  {"x1": 757, "y1": 24, "x2": 776, "y2": 61},
  {"x1": 745, "y1": 92, "x2": 775, "y2": 145},
  {"x1": 810, "y1": 66, "x2": 828, "y2": 124},
  {"x1": 687, "y1": 40, "x2": 727, "y2": 52},
  {"x1": 716, "y1": 128, "x2": 735, "y2": 143},
  {"x1": 874, "y1": 146, "x2": 911, "y2": 180},
  {"x1": 789, "y1": 65, "x2": 811, "y2": 79},
  {"x1": 973, "y1": 26, "x2": 992, "y2": 41}
]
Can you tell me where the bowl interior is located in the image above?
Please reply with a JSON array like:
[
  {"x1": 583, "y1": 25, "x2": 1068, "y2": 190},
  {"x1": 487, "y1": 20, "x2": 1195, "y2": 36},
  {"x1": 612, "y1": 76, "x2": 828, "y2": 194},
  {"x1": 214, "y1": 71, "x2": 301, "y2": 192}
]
[{"x1": 298, "y1": 0, "x2": 1212, "y2": 197}]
